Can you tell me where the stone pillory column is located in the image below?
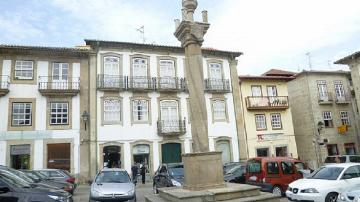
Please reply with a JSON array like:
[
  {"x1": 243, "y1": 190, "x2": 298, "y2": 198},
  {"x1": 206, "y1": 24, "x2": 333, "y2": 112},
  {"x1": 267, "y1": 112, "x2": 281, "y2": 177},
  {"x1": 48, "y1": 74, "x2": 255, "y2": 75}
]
[{"x1": 174, "y1": 0, "x2": 225, "y2": 190}]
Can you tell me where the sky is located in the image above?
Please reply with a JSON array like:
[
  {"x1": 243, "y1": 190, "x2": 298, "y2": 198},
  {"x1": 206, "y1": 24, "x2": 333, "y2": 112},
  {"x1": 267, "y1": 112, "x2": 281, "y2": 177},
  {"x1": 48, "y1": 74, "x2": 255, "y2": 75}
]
[{"x1": 0, "y1": 0, "x2": 360, "y2": 75}]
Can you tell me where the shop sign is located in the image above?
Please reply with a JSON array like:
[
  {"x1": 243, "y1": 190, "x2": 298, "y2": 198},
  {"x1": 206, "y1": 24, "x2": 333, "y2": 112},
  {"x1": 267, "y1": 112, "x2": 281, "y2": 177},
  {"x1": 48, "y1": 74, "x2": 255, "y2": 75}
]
[
  {"x1": 133, "y1": 145, "x2": 150, "y2": 154},
  {"x1": 10, "y1": 144, "x2": 30, "y2": 155},
  {"x1": 257, "y1": 133, "x2": 284, "y2": 141}
]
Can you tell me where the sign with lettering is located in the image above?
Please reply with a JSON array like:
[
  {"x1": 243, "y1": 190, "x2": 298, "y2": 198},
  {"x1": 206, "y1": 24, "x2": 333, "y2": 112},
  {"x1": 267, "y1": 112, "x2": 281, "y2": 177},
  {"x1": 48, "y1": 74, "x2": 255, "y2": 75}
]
[
  {"x1": 10, "y1": 144, "x2": 30, "y2": 155},
  {"x1": 133, "y1": 145, "x2": 150, "y2": 154},
  {"x1": 257, "y1": 133, "x2": 284, "y2": 141}
]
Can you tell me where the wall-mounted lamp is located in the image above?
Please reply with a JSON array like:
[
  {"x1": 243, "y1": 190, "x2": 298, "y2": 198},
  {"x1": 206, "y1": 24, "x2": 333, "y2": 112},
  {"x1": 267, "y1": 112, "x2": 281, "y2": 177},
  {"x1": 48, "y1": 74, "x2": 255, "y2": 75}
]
[{"x1": 82, "y1": 111, "x2": 90, "y2": 131}]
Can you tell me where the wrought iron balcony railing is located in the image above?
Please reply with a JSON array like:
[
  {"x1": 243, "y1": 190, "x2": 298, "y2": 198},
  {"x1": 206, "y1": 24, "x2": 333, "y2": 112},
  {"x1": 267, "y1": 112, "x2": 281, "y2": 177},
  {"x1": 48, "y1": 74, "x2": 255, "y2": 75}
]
[
  {"x1": 318, "y1": 92, "x2": 333, "y2": 104},
  {"x1": 128, "y1": 76, "x2": 155, "y2": 91},
  {"x1": 157, "y1": 119, "x2": 186, "y2": 136},
  {"x1": 204, "y1": 78, "x2": 230, "y2": 93},
  {"x1": 0, "y1": 75, "x2": 10, "y2": 96},
  {"x1": 335, "y1": 93, "x2": 351, "y2": 104},
  {"x1": 156, "y1": 77, "x2": 187, "y2": 92},
  {"x1": 246, "y1": 96, "x2": 289, "y2": 110},
  {"x1": 97, "y1": 74, "x2": 126, "y2": 91},
  {"x1": 38, "y1": 76, "x2": 80, "y2": 96}
]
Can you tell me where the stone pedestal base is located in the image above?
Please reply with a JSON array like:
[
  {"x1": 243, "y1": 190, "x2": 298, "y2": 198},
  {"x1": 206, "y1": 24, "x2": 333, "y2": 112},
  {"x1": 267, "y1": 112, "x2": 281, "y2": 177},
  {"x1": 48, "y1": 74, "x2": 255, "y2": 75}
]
[
  {"x1": 182, "y1": 151, "x2": 225, "y2": 191},
  {"x1": 145, "y1": 183, "x2": 280, "y2": 202}
]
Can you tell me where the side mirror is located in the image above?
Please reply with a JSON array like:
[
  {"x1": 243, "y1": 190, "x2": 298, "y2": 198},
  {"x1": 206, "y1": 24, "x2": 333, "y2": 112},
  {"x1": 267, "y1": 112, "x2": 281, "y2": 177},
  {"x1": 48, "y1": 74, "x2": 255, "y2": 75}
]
[
  {"x1": 0, "y1": 187, "x2": 10, "y2": 194},
  {"x1": 88, "y1": 180, "x2": 93, "y2": 185},
  {"x1": 342, "y1": 174, "x2": 352, "y2": 180}
]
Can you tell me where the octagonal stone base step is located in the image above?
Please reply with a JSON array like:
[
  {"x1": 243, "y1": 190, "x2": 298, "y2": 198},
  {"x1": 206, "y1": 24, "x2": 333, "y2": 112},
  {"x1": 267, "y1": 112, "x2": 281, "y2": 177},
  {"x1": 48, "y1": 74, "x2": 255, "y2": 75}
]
[{"x1": 145, "y1": 183, "x2": 281, "y2": 202}]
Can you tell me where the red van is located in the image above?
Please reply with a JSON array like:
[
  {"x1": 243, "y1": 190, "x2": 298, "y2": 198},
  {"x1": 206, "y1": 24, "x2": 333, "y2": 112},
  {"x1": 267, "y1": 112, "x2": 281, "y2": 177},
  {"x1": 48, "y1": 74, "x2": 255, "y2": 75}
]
[{"x1": 245, "y1": 157, "x2": 304, "y2": 196}]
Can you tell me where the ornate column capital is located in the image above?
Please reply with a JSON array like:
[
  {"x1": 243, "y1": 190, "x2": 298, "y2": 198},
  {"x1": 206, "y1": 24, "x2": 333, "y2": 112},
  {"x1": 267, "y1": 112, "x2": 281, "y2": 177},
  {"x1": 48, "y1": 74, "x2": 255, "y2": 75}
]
[{"x1": 174, "y1": 21, "x2": 210, "y2": 47}]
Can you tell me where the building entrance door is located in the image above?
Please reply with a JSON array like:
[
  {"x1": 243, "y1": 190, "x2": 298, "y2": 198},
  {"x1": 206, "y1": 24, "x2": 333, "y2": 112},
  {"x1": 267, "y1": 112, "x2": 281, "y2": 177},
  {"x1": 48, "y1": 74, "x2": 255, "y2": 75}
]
[
  {"x1": 47, "y1": 143, "x2": 70, "y2": 171},
  {"x1": 161, "y1": 143, "x2": 181, "y2": 163},
  {"x1": 10, "y1": 144, "x2": 30, "y2": 169},
  {"x1": 216, "y1": 140, "x2": 231, "y2": 164},
  {"x1": 133, "y1": 144, "x2": 150, "y2": 172},
  {"x1": 103, "y1": 146, "x2": 121, "y2": 168}
]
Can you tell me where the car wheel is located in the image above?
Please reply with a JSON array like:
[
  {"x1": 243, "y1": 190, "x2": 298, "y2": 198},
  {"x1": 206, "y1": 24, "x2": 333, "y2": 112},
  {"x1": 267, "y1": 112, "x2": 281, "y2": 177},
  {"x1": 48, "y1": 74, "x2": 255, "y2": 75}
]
[
  {"x1": 153, "y1": 184, "x2": 159, "y2": 194},
  {"x1": 325, "y1": 192, "x2": 338, "y2": 202},
  {"x1": 272, "y1": 185, "x2": 282, "y2": 197}
]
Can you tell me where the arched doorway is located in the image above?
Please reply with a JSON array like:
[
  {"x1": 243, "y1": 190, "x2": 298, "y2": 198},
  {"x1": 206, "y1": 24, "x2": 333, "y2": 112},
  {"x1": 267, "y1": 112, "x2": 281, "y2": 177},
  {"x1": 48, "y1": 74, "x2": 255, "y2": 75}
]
[
  {"x1": 216, "y1": 140, "x2": 231, "y2": 164},
  {"x1": 103, "y1": 146, "x2": 121, "y2": 168},
  {"x1": 161, "y1": 143, "x2": 181, "y2": 163}
]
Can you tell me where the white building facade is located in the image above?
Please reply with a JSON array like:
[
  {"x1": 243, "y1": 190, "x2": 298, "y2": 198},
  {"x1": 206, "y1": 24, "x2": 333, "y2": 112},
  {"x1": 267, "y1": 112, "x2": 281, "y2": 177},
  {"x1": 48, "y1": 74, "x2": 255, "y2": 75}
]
[
  {"x1": 0, "y1": 46, "x2": 90, "y2": 179},
  {"x1": 86, "y1": 40, "x2": 242, "y2": 176}
]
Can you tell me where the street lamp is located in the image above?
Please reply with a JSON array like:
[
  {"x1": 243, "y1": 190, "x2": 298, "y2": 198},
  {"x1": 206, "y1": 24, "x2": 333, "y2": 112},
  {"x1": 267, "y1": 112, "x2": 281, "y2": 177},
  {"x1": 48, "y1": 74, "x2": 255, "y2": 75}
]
[{"x1": 82, "y1": 111, "x2": 90, "y2": 131}]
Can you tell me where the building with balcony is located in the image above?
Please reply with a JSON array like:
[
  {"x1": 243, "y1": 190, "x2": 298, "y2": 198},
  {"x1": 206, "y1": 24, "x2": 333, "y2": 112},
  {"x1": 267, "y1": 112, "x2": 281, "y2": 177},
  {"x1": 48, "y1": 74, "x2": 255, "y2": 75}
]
[
  {"x1": 85, "y1": 40, "x2": 242, "y2": 178},
  {"x1": 238, "y1": 69, "x2": 298, "y2": 159},
  {"x1": 288, "y1": 70, "x2": 359, "y2": 169},
  {"x1": 0, "y1": 45, "x2": 90, "y2": 180}
]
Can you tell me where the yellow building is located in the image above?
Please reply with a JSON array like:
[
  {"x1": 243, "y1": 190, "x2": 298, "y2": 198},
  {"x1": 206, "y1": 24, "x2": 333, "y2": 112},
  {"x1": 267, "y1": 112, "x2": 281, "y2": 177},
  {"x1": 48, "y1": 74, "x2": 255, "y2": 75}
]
[{"x1": 239, "y1": 69, "x2": 298, "y2": 158}]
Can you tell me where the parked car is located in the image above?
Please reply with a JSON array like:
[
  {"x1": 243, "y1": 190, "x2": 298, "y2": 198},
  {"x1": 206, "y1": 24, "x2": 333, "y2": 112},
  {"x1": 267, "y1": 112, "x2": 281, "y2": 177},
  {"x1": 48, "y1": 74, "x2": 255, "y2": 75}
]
[
  {"x1": 89, "y1": 168, "x2": 136, "y2": 202},
  {"x1": 0, "y1": 169, "x2": 72, "y2": 202},
  {"x1": 153, "y1": 163, "x2": 184, "y2": 194},
  {"x1": 286, "y1": 163, "x2": 360, "y2": 202},
  {"x1": 324, "y1": 155, "x2": 360, "y2": 165},
  {"x1": 245, "y1": 157, "x2": 303, "y2": 196},
  {"x1": 21, "y1": 169, "x2": 75, "y2": 194},
  {"x1": 224, "y1": 164, "x2": 246, "y2": 183},
  {"x1": 338, "y1": 186, "x2": 360, "y2": 202},
  {"x1": 37, "y1": 169, "x2": 76, "y2": 186},
  {"x1": 0, "y1": 166, "x2": 62, "y2": 190},
  {"x1": 223, "y1": 162, "x2": 243, "y2": 174}
]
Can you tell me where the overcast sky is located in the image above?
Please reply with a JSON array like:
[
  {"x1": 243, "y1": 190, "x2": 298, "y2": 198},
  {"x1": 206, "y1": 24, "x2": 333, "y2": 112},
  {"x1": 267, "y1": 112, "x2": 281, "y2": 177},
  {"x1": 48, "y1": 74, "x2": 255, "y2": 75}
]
[{"x1": 1, "y1": 0, "x2": 359, "y2": 75}]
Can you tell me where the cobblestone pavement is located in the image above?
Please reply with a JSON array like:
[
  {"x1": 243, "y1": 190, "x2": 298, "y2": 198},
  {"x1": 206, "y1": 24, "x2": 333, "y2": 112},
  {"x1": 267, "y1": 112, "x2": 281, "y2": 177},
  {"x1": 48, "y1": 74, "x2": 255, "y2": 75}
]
[{"x1": 73, "y1": 183, "x2": 288, "y2": 202}]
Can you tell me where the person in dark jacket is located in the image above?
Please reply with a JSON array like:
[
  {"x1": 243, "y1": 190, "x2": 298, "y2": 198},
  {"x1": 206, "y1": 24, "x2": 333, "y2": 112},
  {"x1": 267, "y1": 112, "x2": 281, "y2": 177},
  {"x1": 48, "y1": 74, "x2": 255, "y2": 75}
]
[
  {"x1": 140, "y1": 164, "x2": 147, "y2": 184},
  {"x1": 131, "y1": 164, "x2": 138, "y2": 184}
]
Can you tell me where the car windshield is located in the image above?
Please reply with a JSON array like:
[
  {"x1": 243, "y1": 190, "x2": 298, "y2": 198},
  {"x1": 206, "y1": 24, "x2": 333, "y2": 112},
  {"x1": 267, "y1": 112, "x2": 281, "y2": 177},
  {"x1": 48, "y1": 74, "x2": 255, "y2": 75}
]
[
  {"x1": 95, "y1": 171, "x2": 130, "y2": 183},
  {"x1": 23, "y1": 171, "x2": 41, "y2": 181},
  {"x1": 61, "y1": 170, "x2": 72, "y2": 177},
  {"x1": 324, "y1": 156, "x2": 346, "y2": 163},
  {"x1": 32, "y1": 171, "x2": 50, "y2": 180},
  {"x1": 226, "y1": 165, "x2": 243, "y2": 175},
  {"x1": 310, "y1": 167, "x2": 344, "y2": 180},
  {"x1": 295, "y1": 162, "x2": 305, "y2": 170},
  {"x1": 11, "y1": 170, "x2": 35, "y2": 183},
  {"x1": 0, "y1": 171, "x2": 31, "y2": 188},
  {"x1": 247, "y1": 160, "x2": 261, "y2": 173},
  {"x1": 168, "y1": 166, "x2": 184, "y2": 177}
]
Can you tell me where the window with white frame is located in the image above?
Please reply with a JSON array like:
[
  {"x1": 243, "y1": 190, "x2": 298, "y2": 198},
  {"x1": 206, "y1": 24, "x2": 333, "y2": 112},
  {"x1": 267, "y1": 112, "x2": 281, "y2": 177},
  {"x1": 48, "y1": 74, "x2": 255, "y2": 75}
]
[
  {"x1": 50, "y1": 102, "x2": 68, "y2": 125},
  {"x1": 104, "y1": 56, "x2": 120, "y2": 75},
  {"x1": 340, "y1": 111, "x2": 350, "y2": 125},
  {"x1": 323, "y1": 111, "x2": 333, "y2": 127},
  {"x1": 12, "y1": 103, "x2": 32, "y2": 126},
  {"x1": 255, "y1": 114, "x2": 266, "y2": 130},
  {"x1": 15, "y1": 60, "x2": 34, "y2": 80},
  {"x1": 103, "y1": 99, "x2": 121, "y2": 123},
  {"x1": 133, "y1": 100, "x2": 149, "y2": 122},
  {"x1": 270, "y1": 113, "x2": 282, "y2": 129},
  {"x1": 213, "y1": 100, "x2": 226, "y2": 121}
]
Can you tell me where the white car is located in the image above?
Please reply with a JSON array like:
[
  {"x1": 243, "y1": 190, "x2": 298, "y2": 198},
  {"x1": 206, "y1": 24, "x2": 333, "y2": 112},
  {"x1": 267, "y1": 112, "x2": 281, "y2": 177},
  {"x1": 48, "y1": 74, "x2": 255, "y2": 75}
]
[{"x1": 286, "y1": 163, "x2": 360, "y2": 202}]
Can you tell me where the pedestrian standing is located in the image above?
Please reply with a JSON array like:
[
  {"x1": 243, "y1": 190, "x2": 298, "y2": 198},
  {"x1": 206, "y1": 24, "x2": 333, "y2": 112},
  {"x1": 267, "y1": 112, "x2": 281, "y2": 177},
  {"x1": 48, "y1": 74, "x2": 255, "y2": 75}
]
[
  {"x1": 131, "y1": 164, "x2": 138, "y2": 184},
  {"x1": 140, "y1": 163, "x2": 147, "y2": 184}
]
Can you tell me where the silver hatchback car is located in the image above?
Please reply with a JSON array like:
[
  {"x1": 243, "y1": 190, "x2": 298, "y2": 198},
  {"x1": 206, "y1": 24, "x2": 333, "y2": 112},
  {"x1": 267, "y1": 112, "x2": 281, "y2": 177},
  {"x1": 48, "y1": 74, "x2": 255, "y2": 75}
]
[{"x1": 90, "y1": 168, "x2": 136, "y2": 202}]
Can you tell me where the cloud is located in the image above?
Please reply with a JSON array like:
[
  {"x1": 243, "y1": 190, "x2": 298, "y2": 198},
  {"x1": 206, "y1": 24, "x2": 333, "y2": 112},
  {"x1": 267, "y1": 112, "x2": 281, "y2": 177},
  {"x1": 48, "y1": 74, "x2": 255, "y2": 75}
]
[
  {"x1": 0, "y1": 13, "x2": 45, "y2": 44},
  {"x1": 204, "y1": 0, "x2": 360, "y2": 74},
  {"x1": 0, "y1": 0, "x2": 359, "y2": 75}
]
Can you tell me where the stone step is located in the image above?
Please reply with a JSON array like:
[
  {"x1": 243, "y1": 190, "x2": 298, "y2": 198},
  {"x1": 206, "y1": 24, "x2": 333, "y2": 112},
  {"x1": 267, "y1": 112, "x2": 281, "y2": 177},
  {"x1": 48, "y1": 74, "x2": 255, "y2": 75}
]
[
  {"x1": 226, "y1": 192, "x2": 280, "y2": 202},
  {"x1": 145, "y1": 192, "x2": 280, "y2": 202},
  {"x1": 145, "y1": 183, "x2": 281, "y2": 202}
]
